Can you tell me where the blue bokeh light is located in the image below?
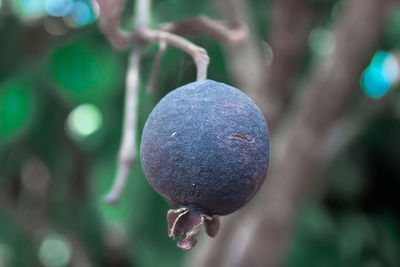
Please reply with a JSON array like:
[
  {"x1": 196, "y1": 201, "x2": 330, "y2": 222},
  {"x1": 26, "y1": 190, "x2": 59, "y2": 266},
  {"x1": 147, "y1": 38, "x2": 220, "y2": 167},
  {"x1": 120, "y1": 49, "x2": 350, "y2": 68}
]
[
  {"x1": 70, "y1": 1, "x2": 97, "y2": 26},
  {"x1": 361, "y1": 51, "x2": 399, "y2": 99},
  {"x1": 14, "y1": 0, "x2": 45, "y2": 19},
  {"x1": 44, "y1": 0, "x2": 74, "y2": 17}
]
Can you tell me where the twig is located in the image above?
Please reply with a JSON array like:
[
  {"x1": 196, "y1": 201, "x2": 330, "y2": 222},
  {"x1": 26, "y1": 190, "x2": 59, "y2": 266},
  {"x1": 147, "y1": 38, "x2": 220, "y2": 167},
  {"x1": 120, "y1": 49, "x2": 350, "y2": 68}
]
[
  {"x1": 136, "y1": 28, "x2": 209, "y2": 80},
  {"x1": 148, "y1": 42, "x2": 167, "y2": 93},
  {"x1": 95, "y1": 0, "x2": 130, "y2": 50},
  {"x1": 103, "y1": 0, "x2": 149, "y2": 204},
  {"x1": 159, "y1": 15, "x2": 248, "y2": 44},
  {"x1": 96, "y1": 0, "x2": 210, "y2": 80},
  {"x1": 147, "y1": 13, "x2": 251, "y2": 89},
  {"x1": 135, "y1": 0, "x2": 151, "y2": 27},
  {"x1": 103, "y1": 0, "x2": 211, "y2": 203},
  {"x1": 104, "y1": 45, "x2": 143, "y2": 204},
  {"x1": 147, "y1": 13, "x2": 252, "y2": 88}
]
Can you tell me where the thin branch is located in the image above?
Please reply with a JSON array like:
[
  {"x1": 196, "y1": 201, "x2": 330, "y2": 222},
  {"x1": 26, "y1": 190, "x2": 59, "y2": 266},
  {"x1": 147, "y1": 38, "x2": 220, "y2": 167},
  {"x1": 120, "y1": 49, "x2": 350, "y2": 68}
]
[
  {"x1": 152, "y1": 14, "x2": 250, "y2": 86},
  {"x1": 148, "y1": 42, "x2": 167, "y2": 93},
  {"x1": 159, "y1": 15, "x2": 248, "y2": 44},
  {"x1": 136, "y1": 28, "x2": 209, "y2": 80},
  {"x1": 104, "y1": 45, "x2": 143, "y2": 204},
  {"x1": 97, "y1": 0, "x2": 210, "y2": 80},
  {"x1": 95, "y1": 0, "x2": 130, "y2": 50},
  {"x1": 103, "y1": 0, "x2": 150, "y2": 204},
  {"x1": 103, "y1": 0, "x2": 211, "y2": 203},
  {"x1": 135, "y1": 0, "x2": 151, "y2": 27}
]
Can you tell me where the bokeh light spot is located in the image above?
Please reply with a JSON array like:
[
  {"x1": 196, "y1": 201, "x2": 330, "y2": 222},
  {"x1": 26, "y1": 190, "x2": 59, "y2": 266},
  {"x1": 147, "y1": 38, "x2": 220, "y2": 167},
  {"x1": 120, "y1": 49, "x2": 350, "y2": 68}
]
[
  {"x1": 0, "y1": 242, "x2": 13, "y2": 266},
  {"x1": 38, "y1": 233, "x2": 71, "y2": 267},
  {"x1": 0, "y1": 81, "x2": 35, "y2": 142},
  {"x1": 13, "y1": 0, "x2": 45, "y2": 20},
  {"x1": 67, "y1": 103, "x2": 102, "y2": 138},
  {"x1": 70, "y1": 1, "x2": 97, "y2": 26},
  {"x1": 308, "y1": 27, "x2": 335, "y2": 56},
  {"x1": 361, "y1": 51, "x2": 399, "y2": 99},
  {"x1": 44, "y1": 0, "x2": 74, "y2": 17},
  {"x1": 48, "y1": 40, "x2": 120, "y2": 104}
]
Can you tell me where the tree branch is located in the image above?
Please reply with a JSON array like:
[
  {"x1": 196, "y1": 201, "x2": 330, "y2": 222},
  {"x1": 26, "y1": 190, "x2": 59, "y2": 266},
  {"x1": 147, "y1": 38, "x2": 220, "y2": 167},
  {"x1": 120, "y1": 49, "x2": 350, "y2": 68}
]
[
  {"x1": 136, "y1": 28, "x2": 209, "y2": 80},
  {"x1": 103, "y1": 0, "x2": 211, "y2": 203},
  {"x1": 95, "y1": 0, "x2": 130, "y2": 50},
  {"x1": 103, "y1": 0, "x2": 150, "y2": 204},
  {"x1": 159, "y1": 15, "x2": 248, "y2": 44},
  {"x1": 96, "y1": 0, "x2": 210, "y2": 81},
  {"x1": 215, "y1": 0, "x2": 267, "y2": 107},
  {"x1": 262, "y1": 0, "x2": 314, "y2": 131},
  {"x1": 238, "y1": 0, "x2": 396, "y2": 266},
  {"x1": 148, "y1": 12, "x2": 251, "y2": 92},
  {"x1": 104, "y1": 45, "x2": 143, "y2": 204},
  {"x1": 135, "y1": 0, "x2": 151, "y2": 27}
]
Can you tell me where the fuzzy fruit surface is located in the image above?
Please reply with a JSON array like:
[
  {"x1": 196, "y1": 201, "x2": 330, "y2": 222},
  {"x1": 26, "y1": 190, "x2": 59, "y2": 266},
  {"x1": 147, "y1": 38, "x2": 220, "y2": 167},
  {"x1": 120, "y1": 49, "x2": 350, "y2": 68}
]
[{"x1": 140, "y1": 80, "x2": 270, "y2": 216}]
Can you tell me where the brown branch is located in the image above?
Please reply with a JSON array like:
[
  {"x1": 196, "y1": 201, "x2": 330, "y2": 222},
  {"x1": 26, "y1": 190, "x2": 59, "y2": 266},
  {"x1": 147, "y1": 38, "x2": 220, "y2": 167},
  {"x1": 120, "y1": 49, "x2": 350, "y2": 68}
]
[
  {"x1": 96, "y1": 0, "x2": 210, "y2": 81},
  {"x1": 103, "y1": 0, "x2": 210, "y2": 203},
  {"x1": 261, "y1": 0, "x2": 314, "y2": 131},
  {"x1": 104, "y1": 45, "x2": 143, "y2": 204},
  {"x1": 214, "y1": 0, "x2": 267, "y2": 105},
  {"x1": 104, "y1": 0, "x2": 150, "y2": 204},
  {"x1": 95, "y1": 0, "x2": 130, "y2": 50},
  {"x1": 136, "y1": 28, "x2": 209, "y2": 80},
  {"x1": 147, "y1": 14, "x2": 251, "y2": 89},
  {"x1": 238, "y1": 0, "x2": 396, "y2": 266},
  {"x1": 159, "y1": 15, "x2": 248, "y2": 44}
]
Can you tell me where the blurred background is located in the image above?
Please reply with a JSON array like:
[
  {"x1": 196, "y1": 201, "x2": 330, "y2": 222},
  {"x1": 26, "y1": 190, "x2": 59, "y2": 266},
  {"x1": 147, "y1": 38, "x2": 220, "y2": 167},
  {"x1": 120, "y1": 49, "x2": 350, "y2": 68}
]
[{"x1": 1, "y1": 0, "x2": 400, "y2": 266}]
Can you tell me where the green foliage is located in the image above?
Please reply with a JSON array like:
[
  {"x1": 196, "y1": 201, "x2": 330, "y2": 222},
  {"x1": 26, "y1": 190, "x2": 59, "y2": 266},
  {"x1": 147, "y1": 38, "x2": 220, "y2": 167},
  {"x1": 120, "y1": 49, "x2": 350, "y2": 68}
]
[
  {"x1": 0, "y1": 80, "x2": 36, "y2": 144},
  {"x1": 48, "y1": 40, "x2": 121, "y2": 104}
]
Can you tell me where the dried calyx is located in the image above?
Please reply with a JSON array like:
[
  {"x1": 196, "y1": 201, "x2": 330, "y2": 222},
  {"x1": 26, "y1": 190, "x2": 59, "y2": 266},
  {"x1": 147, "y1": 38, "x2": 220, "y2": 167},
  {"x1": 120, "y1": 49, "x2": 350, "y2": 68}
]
[{"x1": 167, "y1": 208, "x2": 220, "y2": 250}]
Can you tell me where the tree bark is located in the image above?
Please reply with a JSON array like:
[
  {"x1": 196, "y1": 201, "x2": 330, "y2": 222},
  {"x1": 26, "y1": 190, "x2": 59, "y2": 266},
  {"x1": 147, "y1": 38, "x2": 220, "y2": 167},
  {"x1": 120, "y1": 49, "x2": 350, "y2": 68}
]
[
  {"x1": 263, "y1": 0, "x2": 314, "y2": 131},
  {"x1": 240, "y1": 0, "x2": 396, "y2": 266}
]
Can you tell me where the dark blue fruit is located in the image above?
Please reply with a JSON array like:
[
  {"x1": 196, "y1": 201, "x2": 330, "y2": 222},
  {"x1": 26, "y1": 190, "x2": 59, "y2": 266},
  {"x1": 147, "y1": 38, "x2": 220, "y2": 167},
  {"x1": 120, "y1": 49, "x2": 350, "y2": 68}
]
[{"x1": 140, "y1": 79, "x2": 270, "y2": 250}]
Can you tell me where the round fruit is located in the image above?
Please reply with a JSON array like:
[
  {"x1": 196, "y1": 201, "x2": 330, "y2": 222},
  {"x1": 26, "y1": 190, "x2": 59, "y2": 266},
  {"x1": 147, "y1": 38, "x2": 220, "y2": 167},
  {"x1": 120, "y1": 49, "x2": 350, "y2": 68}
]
[{"x1": 140, "y1": 79, "x2": 270, "y2": 250}]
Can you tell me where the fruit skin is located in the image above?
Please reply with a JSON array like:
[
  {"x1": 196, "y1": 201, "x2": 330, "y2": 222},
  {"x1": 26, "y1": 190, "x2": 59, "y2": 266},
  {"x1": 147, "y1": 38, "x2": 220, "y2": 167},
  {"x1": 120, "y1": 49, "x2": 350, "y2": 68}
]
[{"x1": 140, "y1": 79, "x2": 270, "y2": 216}]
